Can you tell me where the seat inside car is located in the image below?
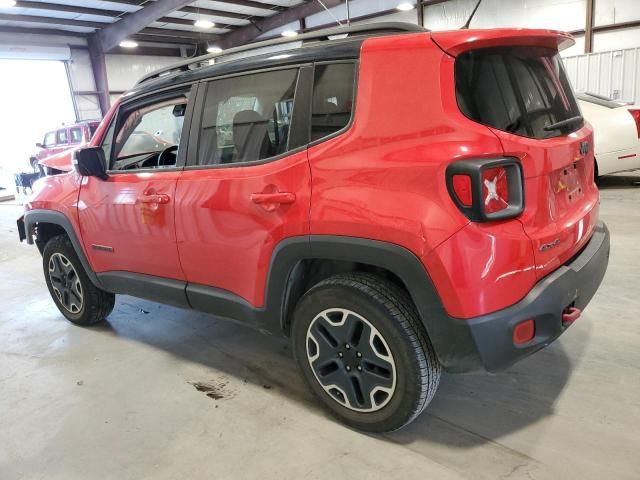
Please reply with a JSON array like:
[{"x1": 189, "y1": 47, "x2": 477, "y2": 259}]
[{"x1": 231, "y1": 110, "x2": 274, "y2": 163}]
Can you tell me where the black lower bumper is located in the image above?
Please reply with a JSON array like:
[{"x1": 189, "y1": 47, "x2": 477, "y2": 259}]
[{"x1": 437, "y1": 221, "x2": 610, "y2": 373}]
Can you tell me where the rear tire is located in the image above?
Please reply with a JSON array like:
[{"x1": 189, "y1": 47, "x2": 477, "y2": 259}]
[
  {"x1": 292, "y1": 273, "x2": 441, "y2": 432},
  {"x1": 42, "y1": 235, "x2": 115, "y2": 326}
]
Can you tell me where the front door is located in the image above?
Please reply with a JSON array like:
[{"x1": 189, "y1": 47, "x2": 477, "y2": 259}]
[
  {"x1": 175, "y1": 67, "x2": 312, "y2": 308},
  {"x1": 79, "y1": 86, "x2": 195, "y2": 280}
]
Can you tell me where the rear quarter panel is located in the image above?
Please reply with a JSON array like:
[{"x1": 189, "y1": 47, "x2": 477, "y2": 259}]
[{"x1": 309, "y1": 33, "x2": 498, "y2": 257}]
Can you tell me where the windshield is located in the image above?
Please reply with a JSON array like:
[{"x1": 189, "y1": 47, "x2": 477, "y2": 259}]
[{"x1": 455, "y1": 47, "x2": 582, "y2": 139}]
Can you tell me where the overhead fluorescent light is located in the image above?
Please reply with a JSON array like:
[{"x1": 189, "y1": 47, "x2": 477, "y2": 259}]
[
  {"x1": 207, "y1": 45, "x2": 223, "y2": 54},
  {"x1": 119, "y1": 40, "x2": 138, "y2": 48},
  {"x1": 0, "y1": 0, "x2": 17, "y2": 6},
  {"x1": 194, "y1": 19, "x2": 215, "y2": 29},
  {"x1": 396, "y1": 2, "x2": 415, "y2": 11},
  {"x1": 281, "y1": 30, "x2": 299, "y2": 38}
]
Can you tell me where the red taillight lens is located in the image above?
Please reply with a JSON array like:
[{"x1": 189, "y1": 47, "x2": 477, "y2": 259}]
[
  {"x1": 452, "y1": 174, "x2": 472, "y2": 206},
  {"x1": 482, "y1": 167, "x2": 509, "y2": 213},
  {"x1": 446, "y1": 158, "x2": 524, "y2": 222},
  {"x1": 513, "y1": 319, "x2": 535, "y2": 345},
  {"x1": 629, "y1": 109, "x2": 640, "y2": 138}
]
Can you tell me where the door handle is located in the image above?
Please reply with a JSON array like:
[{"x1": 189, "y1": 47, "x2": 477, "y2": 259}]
[
  {"x1": 138, "y1": 193, "x2": 170, "y2": 204},
  {"x1": 250, "y1": 192, "x2": 296, "y2": 205}
]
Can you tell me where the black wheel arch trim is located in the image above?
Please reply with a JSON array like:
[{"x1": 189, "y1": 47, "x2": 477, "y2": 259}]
[
  {"x1": 187, "y1": 235, "x2": 473, "y2": 370},
  {"x1": 23, "y1": 209, "x2": 103, "y2": 289}
]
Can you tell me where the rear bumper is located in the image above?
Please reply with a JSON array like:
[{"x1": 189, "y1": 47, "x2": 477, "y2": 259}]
[{"x1": 437, "y1": 221, "x2": 610, "y2": 372}]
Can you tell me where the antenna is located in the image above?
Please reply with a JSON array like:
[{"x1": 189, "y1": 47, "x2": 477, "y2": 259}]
[{"x1": 461, "y1": 0, "x2": 482, "y2": 29}]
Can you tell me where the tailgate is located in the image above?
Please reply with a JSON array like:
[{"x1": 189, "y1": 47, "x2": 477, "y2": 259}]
[{"x1": 450, "y1": 30, "x2": 600, "y2": 279}]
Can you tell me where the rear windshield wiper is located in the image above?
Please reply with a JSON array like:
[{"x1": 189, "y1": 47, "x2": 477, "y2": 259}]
[{"x1": 544, "y1": 115, "x2": 584, "y2": 132}]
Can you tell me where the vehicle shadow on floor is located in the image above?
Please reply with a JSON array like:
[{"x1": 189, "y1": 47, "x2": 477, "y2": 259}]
[
  {"x1": 94, "y1": 294, "x2": 588, "y2": 448},
  {"x1": 597, "y1": 173, "x2": 640, "y2": 189}
]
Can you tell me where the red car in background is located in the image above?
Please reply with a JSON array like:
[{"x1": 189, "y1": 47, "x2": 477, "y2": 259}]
[{"x1": 30, "y1": 121, "x2": 100, "y2": 170}]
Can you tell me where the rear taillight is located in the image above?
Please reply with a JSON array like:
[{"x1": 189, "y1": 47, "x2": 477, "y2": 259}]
[
  {"x1": 629, "y1": 109, "x2": 640, "y2": 138},
  {"x1": 446, "y1": 158, "x2": 524, "y2": 222},
  {"x1": 452, "y1": 175, "x2": 472, "y2": 206}
]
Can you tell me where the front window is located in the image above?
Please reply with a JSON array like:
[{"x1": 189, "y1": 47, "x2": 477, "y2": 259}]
[
  {"x1": 43, "y1": 132, "x2": 55, "y2": 148},
  {"x1": 110, "y1": 92, "x2": 189, "y2": 171},
  {"x1": 455, "y1": 47, "x2": 582, "y2": 139}
]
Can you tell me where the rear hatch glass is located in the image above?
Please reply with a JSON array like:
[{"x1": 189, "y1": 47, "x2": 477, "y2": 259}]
[
  {"x1": 455, "y1": 46, "x2": 599, "y2": 279},
  {"x1": 456, "y1": 47, "x2": 583, "y2": 139}
]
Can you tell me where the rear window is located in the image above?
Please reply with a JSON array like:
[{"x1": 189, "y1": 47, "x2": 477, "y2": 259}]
[{"x1": 455, "y1": 47, "x2": 582, "y2": 139}]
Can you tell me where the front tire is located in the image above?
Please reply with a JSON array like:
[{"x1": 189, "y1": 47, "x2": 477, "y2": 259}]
[
  {"x1": 43, "y1": 235, "x2": 115, "y2": 326},
  {"x1": 292, "y1": 273, "x2": 441, "y2": 432}
]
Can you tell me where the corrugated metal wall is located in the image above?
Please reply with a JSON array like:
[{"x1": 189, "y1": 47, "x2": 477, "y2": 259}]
[{"x1": 564, "y1": 48, "x2": 640, "y2": 105}]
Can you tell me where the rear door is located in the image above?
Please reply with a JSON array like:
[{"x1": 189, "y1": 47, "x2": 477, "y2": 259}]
[
  {"x1": 78, "y1": 85, "x2": 195, "y2": 280},
  {"x1": 454, "y1": 45, "x2": 600, "y2": 278},
  {"x1": 175, "y1": 66, "x2": 312, "y2": 309}
]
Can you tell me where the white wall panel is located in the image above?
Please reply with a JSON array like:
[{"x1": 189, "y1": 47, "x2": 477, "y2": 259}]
[
  {"x1": 564, "y1": 47, "x2": 640, "y2": 104},
  {"x1": 423, "y1": 0, "x2": 585, "y2": 32},
  {"x1": 105, "y1": 54, "x2": 181, "y2": 92},
  {"x1": 594, "y1": 0, "x2": 640, "y2": 26},
  {"x1": 593, "y1": 26, "x2": 640, "y2": 52},
  {"x1": 68, "y1": 48, "x2": 102, "y2": 120}
]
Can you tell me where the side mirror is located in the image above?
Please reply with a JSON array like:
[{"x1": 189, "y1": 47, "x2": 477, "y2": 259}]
[
  {"x1": 36, "y1": 142, "x2": 43, "y2": 148},
  {"x1": 74, "y1": 147, "x2": 108, "y2": 180}
]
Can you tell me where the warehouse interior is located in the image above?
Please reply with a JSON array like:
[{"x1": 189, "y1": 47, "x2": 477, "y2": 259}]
[{"x1": 1, "y1": 1, "x2": 639, "y2": 479}]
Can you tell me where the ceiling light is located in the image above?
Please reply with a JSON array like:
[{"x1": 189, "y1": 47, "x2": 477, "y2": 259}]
[
  {"x1": 0, "y1": 0, "x2": 17, "y2": 6},
  {"x1": 207, "y1": 45, "x2": 223, "y2": 54},
  {"x1": 281, "y1": 30, "x2": 298, "y2": 38},
  {"x1": 119, "y1": 40, "x2": 138, "y2": 48},
  {"x1": 268, "y1": 54, "x2": 292, "y2": 60},
  {"x1": 396, "y1": 2, "x2": 415, "y2": 11},
  {"x1": 194, "y1": 19, "x2": 215, "y2": 29}
]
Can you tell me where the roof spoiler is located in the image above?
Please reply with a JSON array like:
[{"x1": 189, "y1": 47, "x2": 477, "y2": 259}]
[
  {"x1": 431, "y1": 29, "x2": 575, "y2": 57},
  {"x1": 135, "y1": 22, "x2": 427, "y2": 87}
]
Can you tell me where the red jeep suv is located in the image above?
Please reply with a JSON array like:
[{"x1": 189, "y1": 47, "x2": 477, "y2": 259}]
[
  {"x1": 30, "y1": 121, "x2": 100, "y2": 171},
  {"x1": 18, "y1": 23, "x2": 610, "y2": 432}
]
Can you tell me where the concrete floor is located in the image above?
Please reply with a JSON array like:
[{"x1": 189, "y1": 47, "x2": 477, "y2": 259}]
[{"x1": 1, "y1": 174, "x2": 639, "y2": 480}]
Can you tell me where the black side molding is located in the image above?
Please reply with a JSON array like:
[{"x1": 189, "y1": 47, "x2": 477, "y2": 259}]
[{"x1": 97, "y1": 272, "x2": 191, "y2": 309}]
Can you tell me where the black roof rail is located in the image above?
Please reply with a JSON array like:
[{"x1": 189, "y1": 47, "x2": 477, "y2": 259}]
[{"x1": 135, "y1": 22, "x2": 426, "y2": 86}]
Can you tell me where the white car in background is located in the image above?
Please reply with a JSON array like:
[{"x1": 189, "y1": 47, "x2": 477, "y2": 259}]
[{"x1": 577, "y1": 93, "x2": 640, "y2": 178}]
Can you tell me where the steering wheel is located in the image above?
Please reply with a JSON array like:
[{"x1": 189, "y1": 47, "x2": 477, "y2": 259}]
[{"x1": 157, "y1": 145, "x2": 178, "y2": 167}]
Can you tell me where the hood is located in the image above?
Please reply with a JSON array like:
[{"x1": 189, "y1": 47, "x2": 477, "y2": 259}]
[{"x1": 38, "y1": 146, "x2": 79, "y2": 172}]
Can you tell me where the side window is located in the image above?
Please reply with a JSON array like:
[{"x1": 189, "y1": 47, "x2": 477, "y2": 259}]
[
  {"x1": 101, "y1": 119, "x2": 117, "y2": 164},
  {"x1": 110, "y1": 91, "x2": 190, "y2": 171},
  {"x1": 311, "y1": 63, "x2": 356, "y2": 141},
  {"x1": 198, "y1": 68, "x2": 298, "y2": 166},
  {"x1": 56, "y1": 129, "x2": 68, "y2": 145},
  {"x1": 69, "y1": 127, "x2": 83, "y2": 144},
  {"x1": 43, "y1": 132, "x2": 55, "y2": 148}
]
